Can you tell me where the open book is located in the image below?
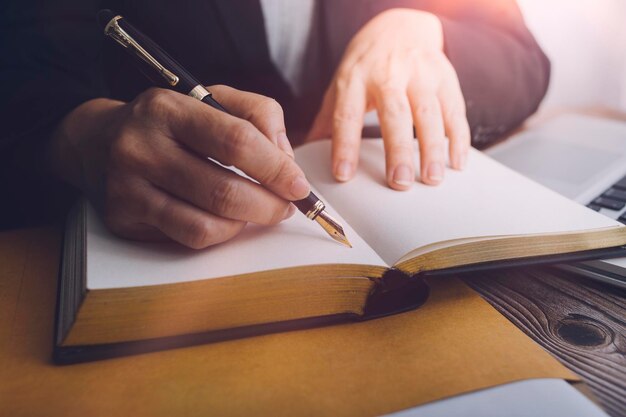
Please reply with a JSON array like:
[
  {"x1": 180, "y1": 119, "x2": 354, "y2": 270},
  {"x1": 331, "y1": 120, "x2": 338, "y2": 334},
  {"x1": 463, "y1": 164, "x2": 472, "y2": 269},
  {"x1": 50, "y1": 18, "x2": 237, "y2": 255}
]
[{"x1": 54, "y1": 139, "x2": 626, "y2": 363}]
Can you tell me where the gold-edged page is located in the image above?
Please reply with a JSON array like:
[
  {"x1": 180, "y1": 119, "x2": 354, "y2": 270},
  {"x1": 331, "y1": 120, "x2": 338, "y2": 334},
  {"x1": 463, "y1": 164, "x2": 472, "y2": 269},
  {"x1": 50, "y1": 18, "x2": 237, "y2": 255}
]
[
  {"x1": 85, "y1": 198, "x2": 387, "y2": 290},
  {"x1": 295, "y1": 139, "x2": 625, "y2": 266}
]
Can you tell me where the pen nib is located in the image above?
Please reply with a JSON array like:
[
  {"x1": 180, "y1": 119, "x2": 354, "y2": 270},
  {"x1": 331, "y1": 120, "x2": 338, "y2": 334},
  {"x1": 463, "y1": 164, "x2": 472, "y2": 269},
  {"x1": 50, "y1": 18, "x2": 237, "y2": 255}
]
[{"x1": 315, "y1": 211, "x2": 352, "y2": 248}]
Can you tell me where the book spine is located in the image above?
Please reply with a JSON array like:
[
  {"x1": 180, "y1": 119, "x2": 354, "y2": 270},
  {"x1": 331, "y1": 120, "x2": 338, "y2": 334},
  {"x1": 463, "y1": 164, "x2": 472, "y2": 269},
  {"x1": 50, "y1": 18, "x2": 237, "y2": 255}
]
[{"x1": 361, "y1": 269, "x2": 430, "y2": 320}]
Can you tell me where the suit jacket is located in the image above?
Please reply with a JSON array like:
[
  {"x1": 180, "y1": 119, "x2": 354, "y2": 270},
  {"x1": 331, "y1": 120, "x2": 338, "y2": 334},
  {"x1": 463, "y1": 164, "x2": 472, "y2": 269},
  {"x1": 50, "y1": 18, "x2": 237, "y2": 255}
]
[{"x1": 0, "y1": 0, "x2": 549, "y2": 228}]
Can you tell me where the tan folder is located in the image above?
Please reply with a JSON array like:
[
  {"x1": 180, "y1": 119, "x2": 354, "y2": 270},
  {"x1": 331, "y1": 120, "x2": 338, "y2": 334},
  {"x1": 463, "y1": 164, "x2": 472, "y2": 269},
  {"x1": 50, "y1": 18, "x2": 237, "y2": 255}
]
[{"x1": 0, "y1": 227, "x2": 576, "y2": 417}]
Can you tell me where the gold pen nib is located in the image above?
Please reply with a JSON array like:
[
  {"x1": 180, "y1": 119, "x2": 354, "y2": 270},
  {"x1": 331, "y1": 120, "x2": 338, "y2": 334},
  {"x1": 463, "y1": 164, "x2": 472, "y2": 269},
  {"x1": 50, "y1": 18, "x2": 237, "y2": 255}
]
[{"x1": 314, "y1": 211, "x2": 352, "y2": 248}]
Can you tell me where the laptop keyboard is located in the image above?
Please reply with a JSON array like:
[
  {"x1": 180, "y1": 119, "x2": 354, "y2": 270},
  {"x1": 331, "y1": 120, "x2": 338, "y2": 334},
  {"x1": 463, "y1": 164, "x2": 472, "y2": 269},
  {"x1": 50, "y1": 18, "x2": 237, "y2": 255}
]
[{"x1": 587, "y1": 173, "x2": 626, "y2": 224}]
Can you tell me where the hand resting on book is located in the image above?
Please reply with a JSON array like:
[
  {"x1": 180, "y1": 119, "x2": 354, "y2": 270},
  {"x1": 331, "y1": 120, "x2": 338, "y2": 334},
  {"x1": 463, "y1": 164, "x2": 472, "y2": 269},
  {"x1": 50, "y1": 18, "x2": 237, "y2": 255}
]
[
  {"x1": 47, "y1": 85, "x2": 310, "y2": 248},
  {"x1": 307, "y1": 9, "x2": 471, "y2": 190}
]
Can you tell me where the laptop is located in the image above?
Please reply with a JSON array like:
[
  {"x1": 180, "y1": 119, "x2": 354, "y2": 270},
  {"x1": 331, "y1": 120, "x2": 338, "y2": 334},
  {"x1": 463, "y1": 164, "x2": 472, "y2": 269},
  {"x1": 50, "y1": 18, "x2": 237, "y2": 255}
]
[{"x1": 486, "y1": 113, "x2": 626, "y2": 289}]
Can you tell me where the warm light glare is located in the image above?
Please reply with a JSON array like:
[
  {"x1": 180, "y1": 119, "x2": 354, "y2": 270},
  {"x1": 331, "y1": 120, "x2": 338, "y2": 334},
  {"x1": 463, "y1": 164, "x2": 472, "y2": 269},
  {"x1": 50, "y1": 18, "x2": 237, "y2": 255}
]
[{"x1": 517, "y1": 0, "x2": 626, "y2": 110}]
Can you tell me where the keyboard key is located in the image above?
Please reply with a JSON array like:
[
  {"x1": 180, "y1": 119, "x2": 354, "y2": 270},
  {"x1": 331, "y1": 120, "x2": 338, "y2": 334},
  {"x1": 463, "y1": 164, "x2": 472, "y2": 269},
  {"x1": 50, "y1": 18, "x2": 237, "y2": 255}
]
[
  {"x1": 614, "y1": 174, "x2": 626, "y2": 190},
  {"x1": 619, "y1": 213, "x2": 626, "y2": 225},
  {"x1": 593, "y1": 197, "x2": 626, "y2": 211},
  {"x1": 587, "y1": 203, "x2": 603, "y2": 211},
  {"x1": 604, "y1": 188, "x2": 626, "y2": 202}
]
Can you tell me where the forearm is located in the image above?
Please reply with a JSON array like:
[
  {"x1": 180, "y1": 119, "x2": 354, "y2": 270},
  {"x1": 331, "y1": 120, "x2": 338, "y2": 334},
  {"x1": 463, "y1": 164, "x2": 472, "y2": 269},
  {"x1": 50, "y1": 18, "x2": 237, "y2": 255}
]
[{"x1": 440, "y1": 17, "x2": 549, "y2": 147}]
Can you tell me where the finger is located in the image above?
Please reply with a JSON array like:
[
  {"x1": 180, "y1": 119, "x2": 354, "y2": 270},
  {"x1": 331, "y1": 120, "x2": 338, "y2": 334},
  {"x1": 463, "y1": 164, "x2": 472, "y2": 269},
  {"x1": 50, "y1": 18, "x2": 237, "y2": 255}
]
[
  {"x1": 148, "y1": 90, "x2": 310, "y2": 201},
  {"x1": 375, "y1": 86, "x2": 415, "y2": 190},
  {"x1": 306, "y1": 87, "x2": 335, "y2": 143},
  {"x1": 438, "y1": 70, "x2": 470, "y2": 170},
  {"x1": 103, "y1": 176, "x2": 244, "y2": 248},
  {"x1": 208, "y1": 84, "x2": 294, "y2": 158},
  {"x1": 101, "y1": 186, "x2": 168, "y2": 242},
  {"x1": 407, "y1": 89, "x2": 447, "y2": 185},
  {"x1": 145, "y1": 186, "x2": 246, "y2": 249},
  {"x1": 148, "y1": 142, "x2": 294, "y2": 225},
  {"x1": 331, "y1": 73, "x2": 366, "y2": 182},
  {"x1": 110, "y1": 222, "x2": 168, "y2": 242}
]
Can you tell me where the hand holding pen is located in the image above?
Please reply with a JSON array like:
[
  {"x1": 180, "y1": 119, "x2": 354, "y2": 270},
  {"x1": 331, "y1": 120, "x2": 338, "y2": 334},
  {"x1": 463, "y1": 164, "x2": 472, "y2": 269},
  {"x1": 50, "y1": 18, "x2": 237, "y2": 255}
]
[{"x1": 47, "y1": 10, "x2": 350, "y2": 249}]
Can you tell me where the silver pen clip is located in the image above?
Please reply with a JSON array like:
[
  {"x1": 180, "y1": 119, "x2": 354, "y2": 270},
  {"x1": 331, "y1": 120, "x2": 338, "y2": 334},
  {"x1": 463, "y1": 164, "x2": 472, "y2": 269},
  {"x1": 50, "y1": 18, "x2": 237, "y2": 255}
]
[{"x1": 103, "y1": 16, "x2": 179, "y2": 87}]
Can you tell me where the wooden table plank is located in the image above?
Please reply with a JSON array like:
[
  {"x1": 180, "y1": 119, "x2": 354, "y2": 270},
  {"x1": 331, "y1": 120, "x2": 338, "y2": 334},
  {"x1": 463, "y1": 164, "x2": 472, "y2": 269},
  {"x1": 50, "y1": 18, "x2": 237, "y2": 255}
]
[{"x1": 464, "y1": 267, "x2": 626, "y2": 417}]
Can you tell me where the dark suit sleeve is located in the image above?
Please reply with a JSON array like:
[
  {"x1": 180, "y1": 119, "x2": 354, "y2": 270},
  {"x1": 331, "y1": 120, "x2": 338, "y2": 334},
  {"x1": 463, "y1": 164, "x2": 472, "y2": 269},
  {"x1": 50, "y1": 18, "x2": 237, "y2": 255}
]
[
  {"x1": 0, "y1": 2, "x2": 106, "y2": 227},
  {"x1": 324, "y1": 0, "x2": 550, "y2": 148}
]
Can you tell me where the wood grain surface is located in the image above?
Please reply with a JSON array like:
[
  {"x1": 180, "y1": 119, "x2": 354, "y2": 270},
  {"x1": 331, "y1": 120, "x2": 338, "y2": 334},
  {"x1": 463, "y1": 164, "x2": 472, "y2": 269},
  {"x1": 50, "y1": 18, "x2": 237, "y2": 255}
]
[{"x1": 463, "y1": 267, "x2": 626, "y2": 417}]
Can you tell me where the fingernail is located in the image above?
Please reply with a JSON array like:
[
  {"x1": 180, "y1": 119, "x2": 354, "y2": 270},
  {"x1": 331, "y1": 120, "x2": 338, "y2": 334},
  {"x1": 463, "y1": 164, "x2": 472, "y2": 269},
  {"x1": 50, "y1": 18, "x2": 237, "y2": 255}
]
[
  {"x1": 335, "y1": 160, "x2": 353, "y2": 182},
  {"x1": 277, "y1": 132, "x2": 295, "y2": 158},
  {"x1": 283, "y1": 203, "x2": 297, "y2": 219},
  {"x1": 290, "y1": 176, "x2": 310, "y2": 199},
  {"x1": 427, "y1": 162, "x2": 444, "y2": 182},
  {"x1": 393, "y1": 164, "x2": 413, "y2": 187}
]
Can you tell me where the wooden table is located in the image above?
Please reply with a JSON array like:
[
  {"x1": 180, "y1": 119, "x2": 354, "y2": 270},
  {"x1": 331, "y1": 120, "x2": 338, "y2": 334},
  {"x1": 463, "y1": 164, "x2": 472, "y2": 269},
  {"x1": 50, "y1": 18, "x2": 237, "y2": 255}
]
[
  {"x1": 463, "y1": 107, "x2": 626, "y2": 417},
  {"x1": 463, "y1": 268, "x2": 626, "y2": 417}
]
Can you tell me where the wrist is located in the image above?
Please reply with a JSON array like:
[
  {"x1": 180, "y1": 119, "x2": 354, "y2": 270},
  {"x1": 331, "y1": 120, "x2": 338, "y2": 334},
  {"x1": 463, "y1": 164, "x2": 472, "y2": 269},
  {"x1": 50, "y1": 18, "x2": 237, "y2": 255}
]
[{"x1": 366, "y1": 8, "x2": 443, "y2": 50}]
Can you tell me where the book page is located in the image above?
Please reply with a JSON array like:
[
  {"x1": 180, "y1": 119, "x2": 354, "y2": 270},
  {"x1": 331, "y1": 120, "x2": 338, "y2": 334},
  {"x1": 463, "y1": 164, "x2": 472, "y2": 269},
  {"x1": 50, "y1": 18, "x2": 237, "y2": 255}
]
[
  {"x1": 85, "y1": 192, "x2": 386, "y2": 290},
  {"x1": 295, "y1": 139, "x2": 624, "y2": 265}
]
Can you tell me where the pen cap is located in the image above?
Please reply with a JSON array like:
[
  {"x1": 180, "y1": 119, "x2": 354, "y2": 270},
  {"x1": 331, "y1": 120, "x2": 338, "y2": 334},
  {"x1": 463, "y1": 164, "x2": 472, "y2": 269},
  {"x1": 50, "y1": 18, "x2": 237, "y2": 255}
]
[
  {"x1": 97, "y1": 9, "x2": 116, "y2": 28},
  {"x1": 97, "y1": 9, "x2": 204, "y2": 95}
]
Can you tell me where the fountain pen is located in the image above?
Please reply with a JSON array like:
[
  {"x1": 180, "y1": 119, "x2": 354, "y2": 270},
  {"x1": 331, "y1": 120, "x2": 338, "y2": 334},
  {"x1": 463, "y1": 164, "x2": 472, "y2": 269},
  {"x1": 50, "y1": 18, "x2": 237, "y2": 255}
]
[{"x1": 97, "y1": 9, "x2": 351, "y2": 247}]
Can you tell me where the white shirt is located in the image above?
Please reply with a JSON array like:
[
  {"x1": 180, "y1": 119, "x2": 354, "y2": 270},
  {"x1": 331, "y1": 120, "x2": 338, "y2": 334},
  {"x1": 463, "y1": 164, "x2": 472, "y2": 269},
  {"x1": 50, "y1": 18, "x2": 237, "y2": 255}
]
[{"x1": 260, "y1": 0, "x2": 317, "y2": 96}]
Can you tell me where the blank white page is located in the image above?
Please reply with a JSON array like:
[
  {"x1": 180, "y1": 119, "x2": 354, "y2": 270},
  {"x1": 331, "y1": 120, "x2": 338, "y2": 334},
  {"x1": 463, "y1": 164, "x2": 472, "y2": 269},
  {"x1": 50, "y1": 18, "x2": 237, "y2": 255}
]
[
  {"x1": 295, "y1": 140, "x2": 623, "y2": 265},
  {"x1": 85, "y1": 190, "x2": 385, "y2": 290}
]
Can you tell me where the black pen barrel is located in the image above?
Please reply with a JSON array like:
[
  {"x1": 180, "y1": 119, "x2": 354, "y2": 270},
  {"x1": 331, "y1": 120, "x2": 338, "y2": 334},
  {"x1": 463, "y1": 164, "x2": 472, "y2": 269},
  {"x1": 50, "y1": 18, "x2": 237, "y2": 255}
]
[
  {"x1": 98, "y1": 10, "x2": 202, "y2": 96},
  {"x1": 99, "y1": 9, "x2": 323, "y2": 224}
]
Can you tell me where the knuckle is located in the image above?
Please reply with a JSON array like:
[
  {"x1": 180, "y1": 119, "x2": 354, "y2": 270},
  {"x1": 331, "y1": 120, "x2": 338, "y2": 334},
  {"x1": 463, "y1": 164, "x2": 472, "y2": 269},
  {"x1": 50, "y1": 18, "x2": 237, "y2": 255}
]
[
  {"x1": 260, "y1": 97, "x2": 284, "y2": 116},
  {"x1": 109, "y1": 134, "x2": 149, "y2": 170},
  {"x1": 335, "y1": 63, "x2": 353, "y2": 83},
  {"x1": 151, "y1": 194, "x2": 173, "y2": 225},
  {"x1": 413, "y1": 101, "x2": 436, "y2": 118},
  {"x1": 223, "y1": 121, "x2": 256, "y2": 163},
  {"x1": 185, "y1": 217, "x2": 213, "y2": 249},
  {"x1": 411, "y1": 48, "x2": 444, "y2": 66},
  {"x1": 335, "y1": 72, "x2": 352, "y2": 92},
  {"x1": 147, "y1": 90, "x2": 171, "y2": 109},
  {"x1": 263, "y1": 156, "x2": 291, "y2": 186},
  {"x1": 334, "y1": 70, "x2": 362, "y2": 97},
  {"x1": 381, "y1": 95, "x2": 409, "y2": 118},
  {"x1": 132, "y1": 88, "x2": 177, "y2": 119},
  {"x1": 209, "y1": 178, "x2": 242, "y2": 216},
  {"x1": 333, "y1": 107, "x2": 361, "y2": 126}
]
